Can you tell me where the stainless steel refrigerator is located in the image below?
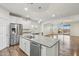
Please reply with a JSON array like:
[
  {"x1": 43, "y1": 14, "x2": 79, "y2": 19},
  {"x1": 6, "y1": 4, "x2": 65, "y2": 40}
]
[{"x1": 10, "y1": 23, "x2": 23, "y2": 46}]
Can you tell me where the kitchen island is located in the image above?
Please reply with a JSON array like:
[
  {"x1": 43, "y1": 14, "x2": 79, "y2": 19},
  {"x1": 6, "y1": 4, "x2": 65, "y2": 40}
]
[{"x1": 19, "y1": 34, "x2": 59, "y2": 56}]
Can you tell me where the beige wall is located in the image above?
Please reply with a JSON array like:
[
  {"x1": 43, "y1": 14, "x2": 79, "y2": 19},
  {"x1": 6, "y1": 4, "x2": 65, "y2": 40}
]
[{"x1": 70, "y1": 22, "x2": 79, "y2": 36}]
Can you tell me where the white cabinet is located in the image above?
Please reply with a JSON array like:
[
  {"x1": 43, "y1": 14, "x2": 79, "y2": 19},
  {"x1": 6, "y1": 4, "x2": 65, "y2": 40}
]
[
  {"x1": 19, "y1": 37, "x2": 30, "y2": 56},
  {"x1": 63, "y1": 35, "x2": 70, "y2": 49},
  {"x1": 58, "y1": 35, "x2": 70, "y2": 49},
  {"x1": 58, "y1": 35, "x2": 71, "y2": 55},
  {"x1": 20, "y1": 37, "x2": 59, "y2": 56},
  {"x1": 41, "y1": 42, "x2": 59, "y2": 56},
  {"x1": 41, "y1": 45, "x2": 46, "y2": 56},
  {"x1": 19, "y1": 37, "x2": 26, "y2": 52},
  {"x1": 25, "y1": 39, "x2": 30, "y2": 55}
]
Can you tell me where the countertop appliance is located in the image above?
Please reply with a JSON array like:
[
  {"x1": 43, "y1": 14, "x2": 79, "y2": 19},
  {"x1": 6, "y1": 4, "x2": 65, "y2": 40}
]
[{"x1": 10, "y1": 23, "x2": 23, "y2": 46}]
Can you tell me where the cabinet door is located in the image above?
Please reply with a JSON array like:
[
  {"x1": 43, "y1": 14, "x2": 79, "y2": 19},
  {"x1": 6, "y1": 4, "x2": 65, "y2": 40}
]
[
  {"x1": 46, "y1": 42, "x2": 59, "y2": 56},
  {"x1": 19, "y1": 37, "x2": 30, "y2": 55},
  {"x1": 63, "y1": 35, "x2": 70, "y2": 49},
  {"x1": 41, "y1": 43, "x2": 59, "y2": 56},
  {"x1": 41, "y1": 46, "x2": 46, "y2": 56},
  {"x1": 25, "y1": 39, "x2": 30, "y2": 55},
  {"x1": 19, "y1": 37, "x2": 26, "y2": 52}
]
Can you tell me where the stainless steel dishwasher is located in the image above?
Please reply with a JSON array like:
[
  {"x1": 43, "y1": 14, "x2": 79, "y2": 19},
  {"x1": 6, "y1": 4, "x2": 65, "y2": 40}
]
[{"x1": 30, "y1": 41, "x2": 41, "y2": 56}]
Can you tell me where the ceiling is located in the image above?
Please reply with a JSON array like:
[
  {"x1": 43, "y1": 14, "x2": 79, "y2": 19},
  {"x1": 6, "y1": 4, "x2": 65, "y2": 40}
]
[{"x1": 0, "y1": 3, "x2": 79, "y2": 22}]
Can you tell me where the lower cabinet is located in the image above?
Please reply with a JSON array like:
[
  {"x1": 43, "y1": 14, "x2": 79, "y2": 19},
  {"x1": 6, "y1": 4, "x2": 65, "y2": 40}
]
[
  {"x1": 20, "y1": 37, "x2": 59, "y2": 56},
  {"x1": 19, "y1": 37, "x2": 30, "y2": 56},
  {"x1": 25, "y1": 39, "x2": 30, "y2": 55},
  {"x1": 41, "y1": 45, "x2": 47, "y2": 56},
  {"x1": 41, "y1": 42, "x2": 59, "y2": 56}
]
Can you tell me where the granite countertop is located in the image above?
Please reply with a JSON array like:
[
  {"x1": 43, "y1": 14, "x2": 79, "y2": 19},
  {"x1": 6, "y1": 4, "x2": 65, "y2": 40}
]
[{"x1": 21, "y1": 34, "x2": 59, "y2": 48}]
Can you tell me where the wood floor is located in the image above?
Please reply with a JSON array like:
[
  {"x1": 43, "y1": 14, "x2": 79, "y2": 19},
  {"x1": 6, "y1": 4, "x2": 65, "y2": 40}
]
[
  {"x1": 0, "y1": 45, "x2": 27, "y2": 56},
  {"x1": 70, "y1": 36, "x2": 79, "y2": 56},
  {"x1": 60, "y1": 36, "x2": 79, "y2": 56}
]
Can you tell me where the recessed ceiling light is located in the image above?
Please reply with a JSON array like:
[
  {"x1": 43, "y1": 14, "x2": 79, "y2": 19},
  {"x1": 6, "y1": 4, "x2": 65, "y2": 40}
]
[
  {"x1": 24, "y1": 8, "x2": 28, "y2": 11},
  {"x1": 38, "y1": 19, "x2": 42, "y2": 23},
  {"x1": 52, "y1": 14, "x2": 56, "y2": 17},
  {"x1": 32, "y1": 25, "x2": 34, "y2": 28},
  {"x1": 26, "y1": 15, "x2": 30, "y2": 17}
]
